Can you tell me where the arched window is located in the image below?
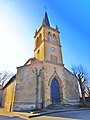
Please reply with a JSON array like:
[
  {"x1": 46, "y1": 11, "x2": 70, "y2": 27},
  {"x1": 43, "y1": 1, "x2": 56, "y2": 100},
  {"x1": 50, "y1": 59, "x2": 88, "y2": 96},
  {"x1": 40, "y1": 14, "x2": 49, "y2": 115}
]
[
  {"x1": 37, "y1": 49, "x2": 40, "y2": 54},
  {"x1": 48, "y1": 32, "x2": 52, "y2": 41},
  {"x1": 52, "y1": 34, "x2": 56, "y2": 41},
  {"x1": 51, "y1": 79, "x2": 60, "y2": 104}
]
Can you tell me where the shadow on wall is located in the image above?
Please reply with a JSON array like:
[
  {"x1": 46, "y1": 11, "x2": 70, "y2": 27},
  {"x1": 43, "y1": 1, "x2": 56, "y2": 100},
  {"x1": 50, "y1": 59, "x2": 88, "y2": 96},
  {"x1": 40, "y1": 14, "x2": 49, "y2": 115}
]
[{"x1": 0, "y1": 89, "x2": 3, "y2": 107}]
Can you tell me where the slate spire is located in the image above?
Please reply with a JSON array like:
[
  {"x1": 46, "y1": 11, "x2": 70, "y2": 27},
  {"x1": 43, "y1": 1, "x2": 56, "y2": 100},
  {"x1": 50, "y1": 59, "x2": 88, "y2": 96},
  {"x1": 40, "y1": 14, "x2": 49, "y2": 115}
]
[{"x1": 43, "y1": 12, "x2": 50, "y2": 27}]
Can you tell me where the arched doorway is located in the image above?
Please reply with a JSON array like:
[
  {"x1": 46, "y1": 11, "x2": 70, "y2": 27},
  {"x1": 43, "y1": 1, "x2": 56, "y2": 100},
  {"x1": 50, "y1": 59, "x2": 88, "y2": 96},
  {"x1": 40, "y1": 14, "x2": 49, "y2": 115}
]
[{"x1": 51, "y1": 78, "x2": 60, "y2": 104}]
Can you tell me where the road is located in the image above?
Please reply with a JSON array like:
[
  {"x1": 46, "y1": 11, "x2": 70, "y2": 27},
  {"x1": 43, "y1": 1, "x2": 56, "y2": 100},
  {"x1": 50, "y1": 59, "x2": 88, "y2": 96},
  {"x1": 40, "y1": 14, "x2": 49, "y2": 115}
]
[
  {"x1": 0, "y1": 109, "x2": 90, "y2": 120},
  {"x1": 0, "y1": 116, "x2": 25, "y2": 120},
  {"x1": 30, "y1": 109, "x2": 90, "y2": 120}
]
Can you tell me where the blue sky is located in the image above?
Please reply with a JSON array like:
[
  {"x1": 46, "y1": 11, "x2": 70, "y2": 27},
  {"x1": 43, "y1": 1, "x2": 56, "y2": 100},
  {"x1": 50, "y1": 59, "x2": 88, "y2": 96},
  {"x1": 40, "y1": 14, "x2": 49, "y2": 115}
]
[{"x1": 0, "y1": 0, "x2": 90, "y2": 74}]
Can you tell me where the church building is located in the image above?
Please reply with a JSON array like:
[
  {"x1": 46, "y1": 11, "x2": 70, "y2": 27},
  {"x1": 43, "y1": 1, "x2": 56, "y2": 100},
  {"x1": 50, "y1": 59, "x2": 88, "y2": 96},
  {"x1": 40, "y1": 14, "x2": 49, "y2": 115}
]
[{"x1": 0, "y1": 12, "x2": 80, "y2": 112}]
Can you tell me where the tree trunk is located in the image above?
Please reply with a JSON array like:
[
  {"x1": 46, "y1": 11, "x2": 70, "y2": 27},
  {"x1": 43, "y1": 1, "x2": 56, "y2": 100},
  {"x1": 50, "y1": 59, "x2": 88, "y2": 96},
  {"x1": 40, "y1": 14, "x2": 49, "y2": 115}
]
[
  {"x1": 82, "y1": 94, "x2": 87, "y2": 106},
  {"x1": 80, "y1": 80, "x2": 87, "y2": 106}
]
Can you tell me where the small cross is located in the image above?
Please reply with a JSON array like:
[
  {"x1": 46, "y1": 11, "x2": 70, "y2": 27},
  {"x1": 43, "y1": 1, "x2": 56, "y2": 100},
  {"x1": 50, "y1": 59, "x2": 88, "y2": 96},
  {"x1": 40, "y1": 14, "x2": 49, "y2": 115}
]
[{"x1": 45, "y1": 6, "x2": 47, "y2": 12}]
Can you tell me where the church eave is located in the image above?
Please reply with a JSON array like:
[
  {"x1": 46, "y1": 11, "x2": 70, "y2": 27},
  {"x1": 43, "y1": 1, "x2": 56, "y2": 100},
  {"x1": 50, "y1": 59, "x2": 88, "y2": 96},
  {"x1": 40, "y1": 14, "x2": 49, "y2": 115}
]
[
  {"x1": 1, "y1": 75, "x2": 16, "y2": 89},
  {"x1": 44, "y1": 25, "x2": 60, "y2": 34},
  {"x1": 24, "y1": 57, "x2": 35, "y2": 65},
  {"x1": 64, "y1": 67, "x2": 78, "y2": 79},
  {"x1": 34, "y1": 26, "x2": 43, "y2": 38},
  {"x1": 34, "y1": 24, "x2": 60, "y2": 38},
  {"x1": 17, "y1": 57, "x2": 43, "y2": 69}
]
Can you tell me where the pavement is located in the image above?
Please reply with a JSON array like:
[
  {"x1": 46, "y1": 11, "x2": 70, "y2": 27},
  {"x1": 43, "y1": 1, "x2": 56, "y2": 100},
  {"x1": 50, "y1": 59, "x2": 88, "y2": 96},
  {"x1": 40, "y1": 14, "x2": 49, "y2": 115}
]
[
  {"x1": 28, "y1": 107, "x2": 90, "y2": 118},
  {"x1": 0, "y1": 106, "x2": 90, "y2": 119},
  {"x1": 0, "y1": 108, "x2": 27, "y2": 119}
]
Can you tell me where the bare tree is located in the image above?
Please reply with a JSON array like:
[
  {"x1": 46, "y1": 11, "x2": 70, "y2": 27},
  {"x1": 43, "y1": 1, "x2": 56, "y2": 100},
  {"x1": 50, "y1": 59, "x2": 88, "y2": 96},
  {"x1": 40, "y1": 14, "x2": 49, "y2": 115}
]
[
  {"x1": 32, "y1": 67, "x2": 44, "y2": 110},
  {"x1": 0, "y1": 71, "x2": 13, "y2": 86},
  {"x1": 71, "y1": 65, "x2": 90, "y2": 105},
  {"x1": 87, "y1": 87, "x2": 90, "y2": 97},
  {"x1": 85, "y1": 86, "x2": 90, "y2": 97}
]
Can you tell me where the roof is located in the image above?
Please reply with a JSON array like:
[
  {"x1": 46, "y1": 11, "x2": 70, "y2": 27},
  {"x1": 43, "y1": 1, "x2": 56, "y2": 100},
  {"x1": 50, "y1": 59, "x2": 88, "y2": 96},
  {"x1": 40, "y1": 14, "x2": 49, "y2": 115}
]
[
  {"x1": 0, "y1": 75, "x2": 16, "y2": 89},
  {"x1": 64, "y1": 67, "x2": 78, "y2": 79},
  {"x1": 43, "y1": 12, "x2": 50, "y2": 27},
  {"x1": 17, "y1": 57, "x2": 43, "y2": 69},
  {"x1": 24, "y1": 57, "x2": 36, "y2": 65}
]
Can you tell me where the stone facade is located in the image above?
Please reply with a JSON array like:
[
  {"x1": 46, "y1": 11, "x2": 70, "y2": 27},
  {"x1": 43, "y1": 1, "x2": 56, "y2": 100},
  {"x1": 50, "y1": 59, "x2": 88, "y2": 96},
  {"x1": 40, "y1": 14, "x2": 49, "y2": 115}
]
[{"x1": 13, "y1": 60, "x2": 79, "y2": 111}]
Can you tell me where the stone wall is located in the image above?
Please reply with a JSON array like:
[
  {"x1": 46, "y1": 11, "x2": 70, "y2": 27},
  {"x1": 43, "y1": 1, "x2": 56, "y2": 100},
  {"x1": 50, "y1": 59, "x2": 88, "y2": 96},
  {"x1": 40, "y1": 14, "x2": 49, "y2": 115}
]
[
  {"x1": 13, "y1": 60, "x2": 44, "y2": 111},
  {"x1": 43, "y1": 61, "x2": 80, "y2": 106},
  {"x1": 0, "y1": 89, "x2": 3, "y2": 106},
  {"x1": 13, "y1": 59, "x2": 80, "y2": 111},
  {"x1": 3, "y1": 80, "x2": 16, "y2": 112},
  {"x1": 63, "y1": 68, "x2": 80, "y2": 104},
  {"x1": 43, "y1": 61, "x2": 64, "y2": 107}
]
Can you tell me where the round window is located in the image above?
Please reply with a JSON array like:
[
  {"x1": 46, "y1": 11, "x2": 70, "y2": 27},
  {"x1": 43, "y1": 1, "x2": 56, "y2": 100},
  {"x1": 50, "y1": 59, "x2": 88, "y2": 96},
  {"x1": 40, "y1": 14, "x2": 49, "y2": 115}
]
[{"x1": 51, "y1": 47, "x2": 55, "y2": 52}]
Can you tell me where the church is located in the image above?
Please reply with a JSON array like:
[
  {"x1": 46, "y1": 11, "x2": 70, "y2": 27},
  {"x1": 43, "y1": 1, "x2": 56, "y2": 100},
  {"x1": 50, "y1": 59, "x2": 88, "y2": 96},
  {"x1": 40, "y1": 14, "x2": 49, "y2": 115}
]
[{"x1": 0, "y1": 12, "x2": 80, "y2": 112}]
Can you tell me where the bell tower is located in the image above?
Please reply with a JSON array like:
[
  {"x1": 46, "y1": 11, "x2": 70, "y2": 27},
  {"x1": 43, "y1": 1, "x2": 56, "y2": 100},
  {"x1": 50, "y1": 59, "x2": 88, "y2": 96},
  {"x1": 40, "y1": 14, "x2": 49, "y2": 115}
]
[{"x1": 34, "y1": 12, "x2": 63, "y2": 65}]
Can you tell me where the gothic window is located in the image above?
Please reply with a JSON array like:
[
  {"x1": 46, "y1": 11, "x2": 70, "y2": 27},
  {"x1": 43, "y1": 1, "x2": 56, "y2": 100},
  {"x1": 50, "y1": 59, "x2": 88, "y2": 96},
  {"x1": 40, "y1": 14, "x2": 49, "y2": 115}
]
[
  {"x1": 48, "y1": 32, "x2": 52, "y2": 41},
  {"x1": 50, "y1": 55, "x2": 57, "y2": 63},
  {"x1": 37, "y1": 49, "x2": 40, "y2": 54},
  {"x1": 52, "y1": 34, "x2": 56, "y2": 41},
  {"x1": 51, "y1": 47, "x2": 55, "y2": 53}
]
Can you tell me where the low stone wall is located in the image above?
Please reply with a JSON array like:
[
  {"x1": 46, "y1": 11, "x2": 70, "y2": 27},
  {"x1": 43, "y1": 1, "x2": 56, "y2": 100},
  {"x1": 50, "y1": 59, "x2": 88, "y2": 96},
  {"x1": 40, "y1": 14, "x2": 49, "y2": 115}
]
[
  {"x1": 80, "y1": 97, "x2": 90, "y2": 104},
  {"x1": 13, "y1": 102, "x2": 42, "y2": 112},
  {"x1": 67, "y1": 100, "x2": 80, "y2": 105}
]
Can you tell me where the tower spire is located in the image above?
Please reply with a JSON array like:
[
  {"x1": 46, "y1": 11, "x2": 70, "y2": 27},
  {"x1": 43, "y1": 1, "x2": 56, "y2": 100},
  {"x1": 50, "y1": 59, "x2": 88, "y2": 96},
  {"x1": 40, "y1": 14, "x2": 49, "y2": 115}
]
[{"x1": 43, "y1": 7, "x2": 50, "y2": 27}]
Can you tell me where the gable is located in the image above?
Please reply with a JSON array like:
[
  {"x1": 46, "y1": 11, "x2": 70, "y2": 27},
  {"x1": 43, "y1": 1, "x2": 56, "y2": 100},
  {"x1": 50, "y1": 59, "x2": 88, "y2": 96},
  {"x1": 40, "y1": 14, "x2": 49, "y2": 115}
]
[
  {"x1": 24, "y1": 57, "x2": 43, "y2": 66},
  {"x1": 64, "y1": 67, "x2": 78, "y2": 80}
]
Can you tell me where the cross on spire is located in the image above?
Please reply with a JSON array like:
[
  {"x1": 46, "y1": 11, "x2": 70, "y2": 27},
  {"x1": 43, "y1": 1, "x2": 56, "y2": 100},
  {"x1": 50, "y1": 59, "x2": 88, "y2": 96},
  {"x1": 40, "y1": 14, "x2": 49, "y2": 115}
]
[
  {"x1": 43, "y1": 6, "x2": 50, "y2": 27},
  {"x1": 45, "y1": 6, "x2": 47, "y2": 13}
]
